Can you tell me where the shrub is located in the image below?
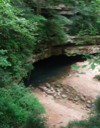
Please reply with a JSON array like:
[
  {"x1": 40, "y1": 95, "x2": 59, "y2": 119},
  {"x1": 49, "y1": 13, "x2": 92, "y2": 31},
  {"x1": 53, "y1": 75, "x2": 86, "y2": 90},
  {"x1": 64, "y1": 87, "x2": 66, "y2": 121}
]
[
  {"x1": 95, "y1": 96, "x2": 100, "y2": 114},
  {"x1": 94, "y1": 75, "x2": 100, "y2": 81},
  {"x1": 24, "y1": 115, "x2": 47, "y2": 128},
  {"x1": 0, "y1": 83, "x2": 47, "y2": 128}
]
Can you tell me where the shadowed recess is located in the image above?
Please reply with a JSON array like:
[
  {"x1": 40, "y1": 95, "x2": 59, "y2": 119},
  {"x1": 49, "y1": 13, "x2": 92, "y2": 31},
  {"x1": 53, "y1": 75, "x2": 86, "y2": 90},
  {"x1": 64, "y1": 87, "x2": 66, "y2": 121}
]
[{"x1": 25, "y1": 55, "x2": 85, "y2": 86}]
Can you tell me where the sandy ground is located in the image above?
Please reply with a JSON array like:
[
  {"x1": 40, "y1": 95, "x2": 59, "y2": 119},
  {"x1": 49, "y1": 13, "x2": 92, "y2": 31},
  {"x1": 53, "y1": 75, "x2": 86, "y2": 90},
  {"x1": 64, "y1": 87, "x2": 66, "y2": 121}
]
[{"x1": 33, "y1": 61, "x2": 100, "y2": 128}]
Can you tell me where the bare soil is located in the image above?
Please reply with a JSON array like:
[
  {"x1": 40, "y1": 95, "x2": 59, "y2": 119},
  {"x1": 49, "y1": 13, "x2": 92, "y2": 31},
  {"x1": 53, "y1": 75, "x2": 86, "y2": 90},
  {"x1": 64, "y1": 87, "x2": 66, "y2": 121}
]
[{"x1": 33, "y1": 61, "x2": 100, "y2": 128}]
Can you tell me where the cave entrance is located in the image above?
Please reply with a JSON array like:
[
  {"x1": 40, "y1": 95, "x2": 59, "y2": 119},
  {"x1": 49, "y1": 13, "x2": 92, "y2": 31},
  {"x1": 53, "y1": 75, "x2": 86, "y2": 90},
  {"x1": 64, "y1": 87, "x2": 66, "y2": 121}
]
[{"x1": 25, "y1": 55, "x2": 85, "y2": 86}]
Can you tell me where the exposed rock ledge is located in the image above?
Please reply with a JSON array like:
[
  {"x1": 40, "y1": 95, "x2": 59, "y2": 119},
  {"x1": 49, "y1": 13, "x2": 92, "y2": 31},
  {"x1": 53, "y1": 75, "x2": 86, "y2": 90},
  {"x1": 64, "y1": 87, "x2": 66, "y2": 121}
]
[{"x1": 27, "y1": 45, "x2": 100, "y2": 63}]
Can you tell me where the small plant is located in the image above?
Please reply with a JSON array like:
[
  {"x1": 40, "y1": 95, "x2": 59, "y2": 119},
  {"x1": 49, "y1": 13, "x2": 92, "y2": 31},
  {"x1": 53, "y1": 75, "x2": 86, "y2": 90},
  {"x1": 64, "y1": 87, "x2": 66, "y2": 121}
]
[
  {"x1": 95, "y1": 96, "x2": 100, "y2": 114},
  {"x1": 94, "y1": 75, "x2": 100, "y2": 81}
]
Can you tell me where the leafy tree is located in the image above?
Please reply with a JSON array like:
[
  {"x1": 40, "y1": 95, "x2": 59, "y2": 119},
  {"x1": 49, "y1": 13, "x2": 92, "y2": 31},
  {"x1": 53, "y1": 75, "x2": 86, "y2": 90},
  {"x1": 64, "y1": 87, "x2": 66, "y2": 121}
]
[
  {"x1": 0, "y1": 1, "x2": 47, "y2": 127},
  {"x1": 0, "y1": 0, "x2": 46, "y2": 84}
]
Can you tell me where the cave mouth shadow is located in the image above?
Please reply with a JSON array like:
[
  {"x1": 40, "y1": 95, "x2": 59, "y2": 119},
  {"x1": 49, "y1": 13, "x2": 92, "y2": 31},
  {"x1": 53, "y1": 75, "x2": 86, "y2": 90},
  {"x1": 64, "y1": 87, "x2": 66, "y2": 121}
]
[{"x1": 24, "y1": 54, "x2": 85, "y2": 86}]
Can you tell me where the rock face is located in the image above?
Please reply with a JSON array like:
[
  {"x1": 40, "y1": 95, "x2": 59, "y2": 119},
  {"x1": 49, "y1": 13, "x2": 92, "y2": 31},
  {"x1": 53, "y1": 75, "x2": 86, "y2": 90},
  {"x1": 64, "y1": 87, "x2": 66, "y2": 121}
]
[
  {"x1": 27, "y1": 44, "x2": 100, "y2": 63},
  {"x1": 27, "y1": 4, "x2": 100, "y2": 63},
  {"x1": 64, "y1": 45, "x2": 100, "y2": 55},
  {"x1": 38, "y1": 82, "x2": 93, "y2": 109}
]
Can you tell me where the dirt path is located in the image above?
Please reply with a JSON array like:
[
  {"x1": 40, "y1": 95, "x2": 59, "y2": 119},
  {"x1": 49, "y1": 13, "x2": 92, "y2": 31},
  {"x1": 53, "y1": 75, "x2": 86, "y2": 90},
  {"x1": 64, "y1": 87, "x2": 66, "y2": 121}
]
[{"x1": 33, "y1": 61, "x2": 100, "y2": 128}]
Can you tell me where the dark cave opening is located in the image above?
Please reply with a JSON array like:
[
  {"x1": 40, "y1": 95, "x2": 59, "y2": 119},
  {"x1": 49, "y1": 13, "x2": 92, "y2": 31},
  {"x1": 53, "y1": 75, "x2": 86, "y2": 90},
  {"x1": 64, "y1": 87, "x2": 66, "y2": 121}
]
[{"x1": 25, "y1": 55, "x2": 85, "y2": 86}]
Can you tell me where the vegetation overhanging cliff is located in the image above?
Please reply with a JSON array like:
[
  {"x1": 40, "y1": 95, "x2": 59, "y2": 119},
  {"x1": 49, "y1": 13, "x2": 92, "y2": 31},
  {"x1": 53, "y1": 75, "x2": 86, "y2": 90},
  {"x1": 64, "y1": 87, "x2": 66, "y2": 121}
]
[{"x1": 0, "y1": 0, "x2": 100, "y2": 128}]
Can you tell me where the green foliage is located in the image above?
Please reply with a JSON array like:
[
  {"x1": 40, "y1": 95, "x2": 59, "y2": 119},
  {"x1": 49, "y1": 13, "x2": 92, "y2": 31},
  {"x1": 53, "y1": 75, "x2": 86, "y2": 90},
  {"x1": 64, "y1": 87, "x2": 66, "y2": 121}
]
[
  {"x1": 62, "y1": 116, "x2": 100, "y2": 128},
  {"x1": 24, "y1": 115, "x2": 47, "y2": 128},
  {"x1": 34, "y1": 14, "x2": 72, "y2": 51},
  {"x1": 0, "y1": 0, "x2": 100, "y2": 128},
  {"x1": 90, "y1": 63, "x2": 96, "y2": 70},
  {"x1": 95, "y1": 75, "x2": 100, "y2": 81},
  {"x1": 71, "y1": 64, "x2": 80, "y2": 70},
  {"x1": 95, "y1": 96, "x2": 100, "y2": 114},
  {"x1": 22, "y1": 0, "x2": 100, "y2": 46},
  {"x1": 45, "y1": 14, "x2": 72, "y2": 44},
  {"x1": 0, "y1": 50, "x2": 11, "y2": 67},
  {"x1": 0, "y1": 84, "x2": 46, "y2": 128},
  {"x1": 0, "y1": 0, "x2": 44, "y2": 84},
  {"x1": 68, "y1": 0, "x2": 100, "y2": 36},
  {"x1": 0, "y1": 1, "x2": 48, "y2": 127}
]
